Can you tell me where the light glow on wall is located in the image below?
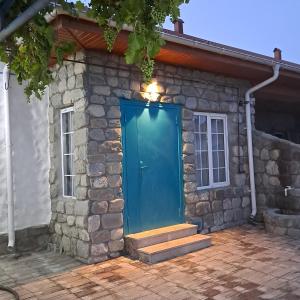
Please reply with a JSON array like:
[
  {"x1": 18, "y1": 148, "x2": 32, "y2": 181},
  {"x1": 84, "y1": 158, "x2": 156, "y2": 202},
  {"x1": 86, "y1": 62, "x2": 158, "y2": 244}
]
[{"x1": 143, "y1": 81, "x2": 160, "y2": 102}]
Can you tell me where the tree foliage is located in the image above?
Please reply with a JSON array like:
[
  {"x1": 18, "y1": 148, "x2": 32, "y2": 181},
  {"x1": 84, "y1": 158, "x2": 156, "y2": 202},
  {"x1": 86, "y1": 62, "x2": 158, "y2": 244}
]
[{"x1": 0, "y1": 0, "x2": 189, "y2": 99}]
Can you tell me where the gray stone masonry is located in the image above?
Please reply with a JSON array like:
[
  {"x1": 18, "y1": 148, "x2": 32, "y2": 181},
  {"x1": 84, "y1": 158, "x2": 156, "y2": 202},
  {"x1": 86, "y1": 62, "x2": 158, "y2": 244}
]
[
  {"x1": 49, "y1": 49, "x2": 253, "y2": 263},
  {"x1": 254, "y1": 130, "x2": 300, "y2": 220}
]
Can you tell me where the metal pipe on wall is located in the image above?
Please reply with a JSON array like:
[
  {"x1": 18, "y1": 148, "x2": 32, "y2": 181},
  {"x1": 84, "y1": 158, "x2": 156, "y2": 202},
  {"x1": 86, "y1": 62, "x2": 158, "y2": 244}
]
[{"x1": 3, "y1": 64, "x2": 15, "y2": 250}]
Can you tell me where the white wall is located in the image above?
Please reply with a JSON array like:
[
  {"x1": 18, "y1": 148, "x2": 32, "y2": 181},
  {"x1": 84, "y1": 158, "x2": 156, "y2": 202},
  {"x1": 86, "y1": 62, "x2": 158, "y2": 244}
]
[{"x1": 0, "y1": 64, "x2": 51, "y2": 234}]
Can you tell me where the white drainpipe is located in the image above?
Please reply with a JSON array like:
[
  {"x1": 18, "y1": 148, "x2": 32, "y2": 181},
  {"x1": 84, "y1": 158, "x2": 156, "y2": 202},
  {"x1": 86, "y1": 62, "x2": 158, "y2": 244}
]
[
  {"x1": 3, "y1": 64, "x2": 15, "y2": 250},
  {"x1": 246, "y1": 63, "x2": 281, "y2": 221}
]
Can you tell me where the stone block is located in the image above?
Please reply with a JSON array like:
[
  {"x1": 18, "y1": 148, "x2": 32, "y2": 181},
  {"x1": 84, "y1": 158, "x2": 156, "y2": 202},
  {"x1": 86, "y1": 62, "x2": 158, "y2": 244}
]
[
  {"x1": 107, "y1": 106, "x2": 121, "y2": 119},
  {"x1": 242, "y1": 197, "x2": 250, "y2": 208},
  {"x1": 76, "y1": 187, "x2": 87, "y2": 200},
  {"x1": 260, "y1": 149, "x2": 269, "y2": 160},
  {"x1": 91, "y1": 243, "x2": 108, "y2": 256},
  {"x1": 166, "y1": 85, "x2": 180, "y2": 95},
  {"x1": 183, "y1": 143, "x2": 195, "y2": 154},
  {"x1": 185, "y1": 193, "x2": 199, "y2": 204},
  {"x1": 232, "y1": 198, "x2": 241, "y2": 209},
  {"x1": 93, "y1": 85, "x2": 111, "y2": 96},
  {"x1": 111, "y1": 228, "x2": 123, "y2": 240},
  {"x1": 76, "y1": 216, "x2": 87, "y2": 228},
  {"x1": 223, "y1": 199, "x2": 232, "y2": 210},
  {"x1": 87, "y1": 163, "x2": 105, "y2": 177},
  {"x1": 62, "y1": 236, "x2": 71, "y2": 252},
  {"x1": 91, "y1": 177, "x2": 108, "y2": 189},
  {"x1": 89, "y1": 129, "x2": 105, "y2": 141},
  {"x1": 88, "y1": 189, "x2": 114, "y2": 201},
  {"x1": 109, "y1": 199, "x2": 124, "y2": 213},
  {"x1": 212, "y1": 200, "x2": 223, "y2": 212},
  {"x1": 213, "y1": 212, "x2": 224, "y2": 226},
  {"x1": 88, "y1": 104, "x2": 105, "y2": 117},
  {"x1": 270, "y1": 149, "x2": 280, "y2": 160},
  {"x1": 224, "y1": 210, "x2": 234, "y2": 223},
  {"x1": 77, "y1": 240, "x2": 89, "y2": 258},
  {"x1": 108, "y1": 175, "x2": 122, "y2": 188},
  {"x1": 75, "y1": 200, "x2": 89, "y2": 216},
  {"x1": 91, "y1": 201, "x2": 108, "y2": 214},
  {"x1": 78, "y1": 229, "x2": 90, "y2": 241},
  {"x1": 108, "y1": 239, "x2": 124, "y2": 252},
  {"x1": 266, "y1": 161, "x2": 279, "y2": 176},
  {"x1": 102, "y1": 213, "x2": 123, "y2": 229},
  {"x1": 196, "y1": 202, "x2": 211, "y2": 216},
  {"x1": 184, "y1": 182, "x2": 197, "y2": 193},
  {"x1": 186, "y1": 97, "x2": 197, "y2": 109},
  {"x1": 67, "y1": 216, "x2": 76, "y2": 226},
  {"x1": 88, "y1": 215, "x2": 101, "y2": 232},
  {"x1": 56, "y1": 201, "x2": 65, "y2": 213},
  {"x1": 90, "y1": 230, "x2": 110, "y2": 244}
]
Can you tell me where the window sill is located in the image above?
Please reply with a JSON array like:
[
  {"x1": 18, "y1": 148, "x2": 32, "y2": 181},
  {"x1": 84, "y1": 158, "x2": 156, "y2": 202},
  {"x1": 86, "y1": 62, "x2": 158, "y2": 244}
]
[{"x1": 196, "y1": 182, "x2": 230, "y2": 191}]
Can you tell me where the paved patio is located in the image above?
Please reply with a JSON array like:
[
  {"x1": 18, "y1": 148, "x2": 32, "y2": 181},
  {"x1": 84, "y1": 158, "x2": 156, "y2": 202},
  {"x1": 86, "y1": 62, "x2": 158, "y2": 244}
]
[{"x1": 1, "y1": 225, "x2": 300, "y2": 299}]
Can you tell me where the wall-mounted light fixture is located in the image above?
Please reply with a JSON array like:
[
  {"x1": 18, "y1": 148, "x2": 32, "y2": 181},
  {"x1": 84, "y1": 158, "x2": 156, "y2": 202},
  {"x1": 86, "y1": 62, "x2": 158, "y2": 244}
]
[{"x1": 143, "y1": 81, "x2": 160, "y2": 102}]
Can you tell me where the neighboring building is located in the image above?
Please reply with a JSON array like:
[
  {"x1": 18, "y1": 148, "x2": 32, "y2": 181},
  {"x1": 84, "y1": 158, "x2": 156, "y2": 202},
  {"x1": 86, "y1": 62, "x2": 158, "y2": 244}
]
[
  {"x1": 1, "y1": 12, "x2": 300, "y2": 262},
  {"x1": 0, "y1": 63, "x2": 51, "y2": 254}
]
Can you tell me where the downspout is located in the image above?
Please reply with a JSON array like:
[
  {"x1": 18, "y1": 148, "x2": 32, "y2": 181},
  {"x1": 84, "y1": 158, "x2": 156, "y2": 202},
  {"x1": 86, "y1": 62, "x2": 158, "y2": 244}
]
[
  {"x1": 3, "y1": 64, "x2": 15, "y2": 250},
  {"x1": 246, "y1": 63, "x2": 281, "y2": 222}
]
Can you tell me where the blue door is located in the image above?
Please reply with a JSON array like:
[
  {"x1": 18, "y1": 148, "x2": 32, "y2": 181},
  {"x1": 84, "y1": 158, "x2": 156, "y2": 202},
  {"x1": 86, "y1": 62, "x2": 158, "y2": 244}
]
[{"x1": 121, "y1": 99, "x2": 184, "y2": 234}]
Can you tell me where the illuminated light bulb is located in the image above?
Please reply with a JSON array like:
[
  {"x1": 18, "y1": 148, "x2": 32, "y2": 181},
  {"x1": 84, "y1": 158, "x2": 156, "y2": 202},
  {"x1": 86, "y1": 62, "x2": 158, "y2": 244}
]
[{"x1": 144, "y1": 81, "x2": 160, "y2": 102}]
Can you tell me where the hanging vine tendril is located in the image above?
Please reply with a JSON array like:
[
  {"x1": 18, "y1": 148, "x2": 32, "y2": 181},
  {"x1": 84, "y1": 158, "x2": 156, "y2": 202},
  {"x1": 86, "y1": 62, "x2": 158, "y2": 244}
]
[{"x1": 0, "y1": 0, "x2": 189, "y2": 100}]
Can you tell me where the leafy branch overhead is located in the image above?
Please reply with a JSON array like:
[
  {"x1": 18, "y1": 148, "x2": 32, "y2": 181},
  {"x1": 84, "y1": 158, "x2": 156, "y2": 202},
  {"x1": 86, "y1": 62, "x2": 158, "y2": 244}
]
[{"x1": 0, "y1": 0, "x2": 189, "y2": 99}]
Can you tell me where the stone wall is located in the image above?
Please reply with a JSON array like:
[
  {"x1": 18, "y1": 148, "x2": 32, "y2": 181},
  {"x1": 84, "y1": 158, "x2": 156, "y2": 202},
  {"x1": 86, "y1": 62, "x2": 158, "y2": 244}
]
[
  {"x1": 48, "y1": 51, "x2": 92, "y2": 262},
  {"x1": 49, "y1": 49, "x2": 253, "y2": 263},
  {"x1": 253, "y1": 130, "x2": 300, "y2": 220}
]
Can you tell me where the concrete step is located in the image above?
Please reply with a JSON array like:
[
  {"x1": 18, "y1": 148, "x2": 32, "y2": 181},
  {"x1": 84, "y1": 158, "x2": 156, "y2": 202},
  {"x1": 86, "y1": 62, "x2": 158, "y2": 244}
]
[
  {"x1": 125, "y1": 224, "x2": 198, "y2": 258},
  {"x1": 138, "y1": 234, "x2": 212, "y2": 264}
]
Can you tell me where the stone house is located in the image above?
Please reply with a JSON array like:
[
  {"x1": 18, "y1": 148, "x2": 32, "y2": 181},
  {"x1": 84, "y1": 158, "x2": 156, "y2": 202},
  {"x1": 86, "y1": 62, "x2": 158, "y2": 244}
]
[{"x1": 2, "y1": 11, "x2": 300, "y2": 262}]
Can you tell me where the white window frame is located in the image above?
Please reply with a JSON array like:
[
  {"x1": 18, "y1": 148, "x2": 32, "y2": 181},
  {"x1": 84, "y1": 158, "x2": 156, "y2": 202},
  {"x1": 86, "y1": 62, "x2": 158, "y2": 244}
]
[
  {"x1": 60, "y1": 107, "x2": 75, "y2": 198},
  {"x1": 194, "y1": 112, "x2": 230, "y2": 190}
]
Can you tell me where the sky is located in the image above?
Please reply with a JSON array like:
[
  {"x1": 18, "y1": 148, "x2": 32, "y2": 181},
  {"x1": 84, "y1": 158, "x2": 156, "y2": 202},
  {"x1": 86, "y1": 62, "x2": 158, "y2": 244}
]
[{"x1": 164, "y1": 0, "x2": 300, "y2": 63}]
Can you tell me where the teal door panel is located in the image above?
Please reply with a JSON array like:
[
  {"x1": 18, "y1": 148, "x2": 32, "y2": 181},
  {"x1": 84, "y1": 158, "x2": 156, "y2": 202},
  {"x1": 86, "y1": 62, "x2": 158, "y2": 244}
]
[{"x1": 121, "y1": 99, "x2": 183, "y2": 234}]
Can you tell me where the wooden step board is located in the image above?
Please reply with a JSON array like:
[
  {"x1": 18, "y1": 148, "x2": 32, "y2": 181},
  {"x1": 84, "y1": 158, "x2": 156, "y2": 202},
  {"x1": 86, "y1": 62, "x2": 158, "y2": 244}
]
[
  {"x1": 138, "y1": 234, "x2": 212, "y2": 264},
  {"x1": 125, "y1": 224, "x2": 198, "y2": 258}
]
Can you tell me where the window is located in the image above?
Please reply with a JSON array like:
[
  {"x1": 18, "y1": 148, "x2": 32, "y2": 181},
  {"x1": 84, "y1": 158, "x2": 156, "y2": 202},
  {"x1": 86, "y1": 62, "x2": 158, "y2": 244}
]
[
  {"x1": 60, "y1": 107, "x2": 75, "y2": 197},
  {"x1": 194, "y1": 113, "x2": 229, "y2": 189}
]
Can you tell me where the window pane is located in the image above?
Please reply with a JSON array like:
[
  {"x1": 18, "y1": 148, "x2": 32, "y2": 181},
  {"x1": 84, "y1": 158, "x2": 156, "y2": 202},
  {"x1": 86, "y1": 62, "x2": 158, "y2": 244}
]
[
  {"x1": 217, "y1": 119, "x2": 224, "y2": 133},
  {"x1": 195, "y1": 133, "x2": 200, "y2": 150},
  {"x1": 196, "y1": 170, "x2": 202, "y2": 187},
  {"x1": 211, "y1": 119, "x2": 217, "y2": 133},
  {"x1": 63, "y1": 155, "x2": 73, "y2": 175},
  {"x1": 62, "y1": 112, "x2": 73, "y2": 133},
  {"x1": 63, "y1": 133, "x2": 72, "y2": 154},
  {"x1": 194, "y1": 116, "x2": 199, "y2": 132},
  {"x1": 201, "y1": 152, "x2": 209, "y2": 169},
  {"x1": 64, "y1": 176, "x2": 73, "y2": 196},
  {"x1": 219, "y1": 151, "x2": 225, "y2": 168},
  {"x1": 199, "y1": 116, "x2": 207, "y2": 133},
  {"x1": 196, "y1": 152, "x2": 201, "y2": 167},
  {"x1": 218, "y1": 134, "x2": 224, "y2": 150},
  {"x1": 202, "y1": 169, "x2": 209, "y2": 186},
  {"x1": 212, "y1": 151, "x2": 218, "y2": 169},
  {"x1": 219, "y1": 168, "x2": 226, "y2": 182},
  {"x1": 200, "y1": 134, "x2": 208, "y2": 150},
  {"x1": 213, "y1": 168, "x2": 218, "y2": 182},
  {"x1": 212, "y1": 134, "x2": 218, "y2": 151}
]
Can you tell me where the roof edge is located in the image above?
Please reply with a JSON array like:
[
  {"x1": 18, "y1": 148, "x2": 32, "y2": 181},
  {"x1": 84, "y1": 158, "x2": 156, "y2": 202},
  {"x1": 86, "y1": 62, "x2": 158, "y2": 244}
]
[{"x1": 46, "y1": 9, "x2": 300, "y2": 75}]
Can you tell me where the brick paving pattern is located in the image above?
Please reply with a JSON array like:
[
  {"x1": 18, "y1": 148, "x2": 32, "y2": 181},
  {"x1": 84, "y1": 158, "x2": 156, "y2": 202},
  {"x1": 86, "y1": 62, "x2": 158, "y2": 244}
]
[{"x1": 1, "y1": 225, "x2": 300, "y2": 299}]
